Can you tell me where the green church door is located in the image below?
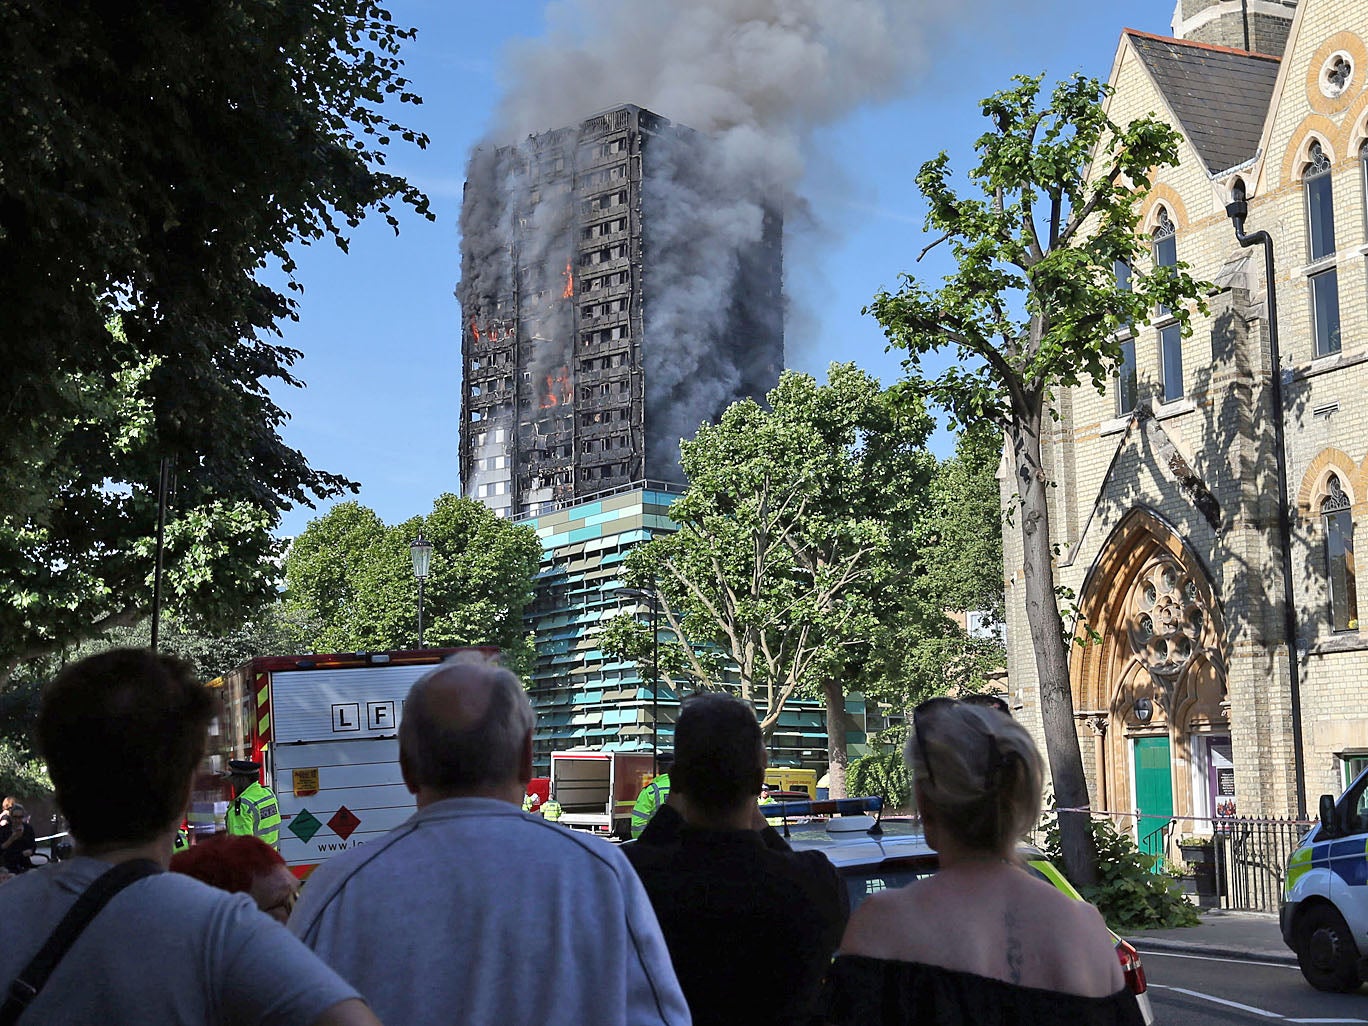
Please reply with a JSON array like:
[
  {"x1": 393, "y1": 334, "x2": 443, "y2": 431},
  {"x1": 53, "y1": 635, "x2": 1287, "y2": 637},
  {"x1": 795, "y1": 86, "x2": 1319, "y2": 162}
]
[{"x1": 1133, "y1": 736, "x2": 1173, "y2": 860}]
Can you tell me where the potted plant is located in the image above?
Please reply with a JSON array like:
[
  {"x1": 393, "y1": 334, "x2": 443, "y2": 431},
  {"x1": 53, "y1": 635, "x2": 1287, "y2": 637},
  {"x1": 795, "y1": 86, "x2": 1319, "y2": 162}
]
[
  {"x1": 1176, "y1": 836, "x2": 1223, "y2": 905},
  {"x1": 1177, "y1": 835, "x2": 1213, "y2": 864}
]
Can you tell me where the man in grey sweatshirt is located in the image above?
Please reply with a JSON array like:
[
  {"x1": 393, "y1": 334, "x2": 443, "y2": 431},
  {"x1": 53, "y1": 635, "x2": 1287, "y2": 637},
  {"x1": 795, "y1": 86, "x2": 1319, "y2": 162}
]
[{"x1": 290, "y1": 655, "x2": 690, "y2": 1026}]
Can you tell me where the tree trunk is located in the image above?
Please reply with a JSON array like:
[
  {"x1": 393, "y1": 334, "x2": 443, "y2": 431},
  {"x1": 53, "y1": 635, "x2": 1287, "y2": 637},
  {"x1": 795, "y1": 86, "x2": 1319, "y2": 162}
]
[
  {"x1": 1011, "y1": 415, "x2": 1098, "y2": 887},
  {"x1": 823, "y1": 677, "x2": 849, "y2": 800}
]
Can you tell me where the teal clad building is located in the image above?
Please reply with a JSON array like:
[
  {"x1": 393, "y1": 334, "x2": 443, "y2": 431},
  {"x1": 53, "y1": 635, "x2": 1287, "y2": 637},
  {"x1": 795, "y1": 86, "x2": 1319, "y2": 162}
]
[{"x1": 520, "y1": 482, "x2": 889, "y2": 776}]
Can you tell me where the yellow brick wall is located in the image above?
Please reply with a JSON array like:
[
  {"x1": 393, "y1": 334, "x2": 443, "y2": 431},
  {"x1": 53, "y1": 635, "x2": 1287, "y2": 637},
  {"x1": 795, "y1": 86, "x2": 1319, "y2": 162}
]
[{"x1": 1006, "y1": 0, "x2": 1368, "y2": 818}]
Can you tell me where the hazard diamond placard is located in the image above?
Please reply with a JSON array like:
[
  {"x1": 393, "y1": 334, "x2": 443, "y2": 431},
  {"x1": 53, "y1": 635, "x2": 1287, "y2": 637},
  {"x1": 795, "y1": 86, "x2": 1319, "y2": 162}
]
[
  {"x1": 288, "y1": 808, "x2": 323, "y2": 844},
  {"x1": 328, "y1": 806, "x2": 361, "y2": 841}
]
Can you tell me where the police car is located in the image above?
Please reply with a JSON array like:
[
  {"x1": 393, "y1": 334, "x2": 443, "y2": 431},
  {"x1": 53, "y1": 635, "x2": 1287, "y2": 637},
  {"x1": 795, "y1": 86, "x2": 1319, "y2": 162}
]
[
  {"x1": 1282, "y1": 768, "x2": 1368, "y2": 991},
  {"x1": 769, "y1": 797, "x2": 1155, "y2": 1025}
]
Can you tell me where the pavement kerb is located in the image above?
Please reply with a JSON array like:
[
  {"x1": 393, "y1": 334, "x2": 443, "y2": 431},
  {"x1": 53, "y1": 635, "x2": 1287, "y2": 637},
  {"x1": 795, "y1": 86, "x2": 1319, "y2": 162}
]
[{"x1": 1127, "y1": 935, "x2": 1298, "y2": 966}]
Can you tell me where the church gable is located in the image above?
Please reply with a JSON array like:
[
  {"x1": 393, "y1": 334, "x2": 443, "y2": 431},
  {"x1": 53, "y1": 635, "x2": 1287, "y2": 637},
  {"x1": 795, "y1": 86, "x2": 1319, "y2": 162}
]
[
  {"x1": 1064, "y1": 410, "x2": 1223, "y2": 581},
  {"x1": 1256, "y1": 0, "x2": 1368, "y2": 193},
  {"x1": 1126, "y1": 30, "x2": 1281, "y2": 175}
]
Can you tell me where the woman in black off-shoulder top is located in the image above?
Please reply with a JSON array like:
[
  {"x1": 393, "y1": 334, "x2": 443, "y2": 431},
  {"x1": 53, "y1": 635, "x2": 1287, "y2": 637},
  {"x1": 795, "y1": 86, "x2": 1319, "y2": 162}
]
[{"x1": 822, "y1": 698, "x2": 1144, "y2": 1026}]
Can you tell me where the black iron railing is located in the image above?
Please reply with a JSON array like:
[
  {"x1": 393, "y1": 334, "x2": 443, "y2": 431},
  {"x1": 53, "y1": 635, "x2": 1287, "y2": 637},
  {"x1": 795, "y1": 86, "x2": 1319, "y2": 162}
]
[{"x1": 1212, "y1": 815, "x2": 1315, "y2": 913}]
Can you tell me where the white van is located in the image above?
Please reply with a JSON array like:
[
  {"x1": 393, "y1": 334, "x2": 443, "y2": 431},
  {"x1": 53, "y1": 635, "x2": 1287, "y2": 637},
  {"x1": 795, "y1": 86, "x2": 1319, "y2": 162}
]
[{"x1": 1283, "y1": 767, "x2": 1368, "y2": 991}]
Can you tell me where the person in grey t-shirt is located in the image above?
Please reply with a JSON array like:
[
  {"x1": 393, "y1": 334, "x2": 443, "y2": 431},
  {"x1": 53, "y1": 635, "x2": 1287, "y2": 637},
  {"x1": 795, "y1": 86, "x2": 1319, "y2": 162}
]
[
  {"x1": 290, "y1": 655, "x2": 689, "y2": 1026},
  {"x1": 0, "y1": 648, "x2": 379, "y2": 1026}
]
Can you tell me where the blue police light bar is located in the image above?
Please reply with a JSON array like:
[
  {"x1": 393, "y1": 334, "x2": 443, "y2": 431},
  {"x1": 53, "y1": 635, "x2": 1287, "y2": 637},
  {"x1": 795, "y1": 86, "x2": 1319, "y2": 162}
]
[{"x1": 758, "y1": 796, "x2": 883, "y2": 819}]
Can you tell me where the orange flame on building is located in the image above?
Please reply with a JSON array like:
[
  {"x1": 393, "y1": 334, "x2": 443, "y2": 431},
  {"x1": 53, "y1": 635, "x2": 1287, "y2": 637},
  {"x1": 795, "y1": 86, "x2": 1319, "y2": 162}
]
[
  {"x1": 470, "y1": 319, "x2": 482, "y2": 342},
  {"x1": 540, "y1": 367, "x2": 572, "y2": 409},
  {"x1": 562, "y1": 261, "x2": 574, "y2": 299}
]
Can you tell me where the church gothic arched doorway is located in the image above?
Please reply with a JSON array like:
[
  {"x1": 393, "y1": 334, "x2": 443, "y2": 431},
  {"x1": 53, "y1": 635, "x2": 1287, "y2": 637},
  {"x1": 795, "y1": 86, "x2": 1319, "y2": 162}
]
[{"x1": 1070, "y1": 509, "x2": 1231, "y2": 839}]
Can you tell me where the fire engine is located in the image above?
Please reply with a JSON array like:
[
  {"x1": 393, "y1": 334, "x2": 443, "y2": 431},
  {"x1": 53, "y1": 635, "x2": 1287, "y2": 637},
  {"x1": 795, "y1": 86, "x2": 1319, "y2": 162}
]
[{"x1": 209, "y1": 648, "x2": 497, "y2": 876}]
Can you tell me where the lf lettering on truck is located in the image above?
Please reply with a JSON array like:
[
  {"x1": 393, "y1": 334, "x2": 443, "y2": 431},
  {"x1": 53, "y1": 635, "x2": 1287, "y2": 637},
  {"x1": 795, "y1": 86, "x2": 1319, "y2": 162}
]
[{"x1": 210, "y1": 647, "x2": 498, "y2": 877}]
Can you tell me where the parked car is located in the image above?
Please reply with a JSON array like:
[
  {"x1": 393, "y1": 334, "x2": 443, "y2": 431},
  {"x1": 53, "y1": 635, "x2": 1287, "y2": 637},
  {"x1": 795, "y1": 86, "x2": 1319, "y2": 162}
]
[{"x1": 767, "y1": 797, "x2": 1154, "y2": 1026}]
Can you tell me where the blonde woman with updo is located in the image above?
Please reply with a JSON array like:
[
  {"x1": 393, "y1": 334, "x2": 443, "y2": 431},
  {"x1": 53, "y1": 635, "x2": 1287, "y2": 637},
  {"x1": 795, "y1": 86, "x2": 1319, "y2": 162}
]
[{"x1": 824, "y1": 698, "x2": 1143, "y2": 1025}]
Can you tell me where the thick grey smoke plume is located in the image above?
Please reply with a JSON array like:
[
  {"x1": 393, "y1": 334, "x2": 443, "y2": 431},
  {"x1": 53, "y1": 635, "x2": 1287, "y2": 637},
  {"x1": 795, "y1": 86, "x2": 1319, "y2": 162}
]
[
  {"x1": 495, "y1": 0, "x2": 925, "y2": 149},
  {"x1": 462, "y1": 0, "x2": 931, "y2": 492}
]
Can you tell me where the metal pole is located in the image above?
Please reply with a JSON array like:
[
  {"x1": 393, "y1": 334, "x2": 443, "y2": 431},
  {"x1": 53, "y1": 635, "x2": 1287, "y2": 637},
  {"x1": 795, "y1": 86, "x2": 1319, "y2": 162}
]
[
  {"x1": 1228, "y1": 199, "x2": 1308, "y2": 818},
  {"x1": 651, "y1": 590, "x2": 660, "y2": 775},
  {"x1": 150, "y1": 457, "x2": 171, "y2": 650},
  {"x1": 417, "y1": 577, "x2": 426, "y2": 649}
]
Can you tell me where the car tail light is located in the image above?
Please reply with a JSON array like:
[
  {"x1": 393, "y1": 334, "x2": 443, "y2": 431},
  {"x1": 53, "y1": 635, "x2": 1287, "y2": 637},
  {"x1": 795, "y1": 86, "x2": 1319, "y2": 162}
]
[{"x1": 1115, "y1": 939, "x2": 1147, "y2": 995}]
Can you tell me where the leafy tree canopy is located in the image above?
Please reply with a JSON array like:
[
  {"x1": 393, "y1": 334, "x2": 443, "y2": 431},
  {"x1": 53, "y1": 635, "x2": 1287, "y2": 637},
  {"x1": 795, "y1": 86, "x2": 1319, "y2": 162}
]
[
  {"x1": 601, "y1": 363, "x2": 974, "y2": 793},
  {"x1": 867, "y1": 73, "x2": 1210, "y2": 884},
  {"x1": 0, "y1": 0, "x2": 431, "y2": 683},
  {"x1": 282, "y1": 495, "x2": 542, "y2": 675}
]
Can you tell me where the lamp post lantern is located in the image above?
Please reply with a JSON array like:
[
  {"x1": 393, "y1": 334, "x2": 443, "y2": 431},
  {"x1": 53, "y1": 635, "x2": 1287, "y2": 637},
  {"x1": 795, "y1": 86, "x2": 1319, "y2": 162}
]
[
  {"x1": 410, "y1": 533, "x2": 433, "y2": 649},
  {"x1": 1226, "y1": 185, "x2": 1307, "y2": 818}
]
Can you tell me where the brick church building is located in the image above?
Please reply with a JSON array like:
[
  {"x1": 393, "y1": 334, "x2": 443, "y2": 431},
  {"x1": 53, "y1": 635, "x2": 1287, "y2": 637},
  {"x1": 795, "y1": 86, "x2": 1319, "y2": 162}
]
[{"x1": 1003, "y1": 0, "x2": 1368, "y2": 837}]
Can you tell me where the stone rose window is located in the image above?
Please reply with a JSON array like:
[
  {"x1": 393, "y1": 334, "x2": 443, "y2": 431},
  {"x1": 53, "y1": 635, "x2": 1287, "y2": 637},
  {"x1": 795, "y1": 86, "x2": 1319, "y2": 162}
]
[
  {"x1": 1128, "y1": 557, "x2": 1206, "y2": 680},
  {"x1": 1323, "y1": 54, "x2": 1353, "y2": 97}
]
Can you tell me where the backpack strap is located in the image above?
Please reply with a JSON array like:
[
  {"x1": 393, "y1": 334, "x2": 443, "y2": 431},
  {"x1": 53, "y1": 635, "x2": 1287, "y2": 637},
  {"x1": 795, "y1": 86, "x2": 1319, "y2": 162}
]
[{"x1": 0, "y1": 858, "x2": 162, "y2": 1026}]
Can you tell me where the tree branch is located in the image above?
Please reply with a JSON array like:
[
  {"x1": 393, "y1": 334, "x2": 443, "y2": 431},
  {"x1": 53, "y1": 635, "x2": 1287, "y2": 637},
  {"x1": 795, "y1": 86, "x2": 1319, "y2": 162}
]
[
  {"x1": 1, "y1": 606, "x2": 145, "y2": 691},
  {"x1": 917, "y1": 233, "x2": 952, "y2": 263},
  {"x1": 1057, "y1": 163, "x2": 1123, "y2": 248}
]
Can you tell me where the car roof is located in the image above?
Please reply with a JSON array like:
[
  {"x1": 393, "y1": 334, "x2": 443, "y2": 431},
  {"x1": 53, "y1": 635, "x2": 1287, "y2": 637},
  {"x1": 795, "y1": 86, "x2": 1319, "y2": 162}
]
[{"x1": 779, "y1": 816, "x2": 1046, "y2": 869}]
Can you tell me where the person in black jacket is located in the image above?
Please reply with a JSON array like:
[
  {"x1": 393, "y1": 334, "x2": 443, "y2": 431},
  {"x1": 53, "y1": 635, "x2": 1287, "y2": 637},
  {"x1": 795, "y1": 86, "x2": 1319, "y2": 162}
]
[
  {"x1": 624, "y1": 693, "x2": 848, "y2": 1026},
  {"x1": 0, "y1": 802, "x2": 36, "y2": 873}
]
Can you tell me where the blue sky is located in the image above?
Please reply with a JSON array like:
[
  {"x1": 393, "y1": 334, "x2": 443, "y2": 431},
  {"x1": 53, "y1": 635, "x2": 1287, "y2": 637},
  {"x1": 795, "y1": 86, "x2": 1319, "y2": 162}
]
[{"x1": 274, "y1": 0, "x2": 1179, "y2": 537}]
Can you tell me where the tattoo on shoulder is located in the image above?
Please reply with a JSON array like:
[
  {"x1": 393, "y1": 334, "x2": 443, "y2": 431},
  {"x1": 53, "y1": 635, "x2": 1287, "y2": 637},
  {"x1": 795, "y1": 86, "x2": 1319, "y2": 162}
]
[{"x1": 1005, "y1": 908, "x2": 1023, "y2": 985}]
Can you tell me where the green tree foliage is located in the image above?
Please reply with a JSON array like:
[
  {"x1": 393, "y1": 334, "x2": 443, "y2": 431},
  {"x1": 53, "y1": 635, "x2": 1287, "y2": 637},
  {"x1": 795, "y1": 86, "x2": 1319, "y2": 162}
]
[
  {"x1": 604, "y1": 365, "x2": 951, "y2": 794},
  {"x1": 0, "y1": 608, "x2": 303, "y2": 745},
  {"x1": 867, "y1": 74, "x2": 1208, "y2": 884},
  {"x1": 0, "y1": 742, "x2": 52, "y2": 807},
  {"x1": 847, "y1": 751, "x2": 912, "y2": 811},
  {"x1": 919, "y1": 424, "x2": 1006, "y2": 621},
  {"x1": 282, "y1": 495, "x2": 542, "y2": 674},
  {"x1": 866, "y1": 423, "x2": 1008, "y2": 711},
  {"x1": 0, "y1": 0, "x2": 431, "y2": 684},
  {"x1": 1042, "y1": 811, "x2": 1199, "y2": 931}
]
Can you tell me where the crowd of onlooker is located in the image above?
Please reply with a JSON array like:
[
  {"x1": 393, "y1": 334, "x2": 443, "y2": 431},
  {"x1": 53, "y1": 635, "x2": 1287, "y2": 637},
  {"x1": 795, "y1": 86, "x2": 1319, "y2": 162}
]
[{"x1": 0, "y1": 649, "x2": 1142, "y2": 1025}]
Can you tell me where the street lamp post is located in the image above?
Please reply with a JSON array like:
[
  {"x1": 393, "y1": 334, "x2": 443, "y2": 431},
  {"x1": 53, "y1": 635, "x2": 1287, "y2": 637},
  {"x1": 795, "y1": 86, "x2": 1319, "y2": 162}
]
[
  {"x1": 621, "y1": 585, "x2": 661, "y2": 774},
  {"x1": 410, "y1": 533, "x2": 433, "y2": 649},
  {"x1": 1226, "y1": 187, "x2": 1307, "y2": 818},
  {"x1": 150, "y1": 457, "x2": 173, "y2": 650}
]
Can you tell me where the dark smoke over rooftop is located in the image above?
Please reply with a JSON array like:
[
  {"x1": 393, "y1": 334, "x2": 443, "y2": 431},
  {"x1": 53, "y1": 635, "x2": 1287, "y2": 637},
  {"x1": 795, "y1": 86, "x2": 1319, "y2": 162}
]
[{"x1": 458, "y1": 2, "x2": 934, "y2": 512}]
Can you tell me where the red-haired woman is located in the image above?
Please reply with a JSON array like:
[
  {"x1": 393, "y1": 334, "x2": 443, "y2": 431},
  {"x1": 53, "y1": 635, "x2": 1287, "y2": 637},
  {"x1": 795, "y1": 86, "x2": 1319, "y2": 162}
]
[{"x1": 171, "y1": 834, "x2": 300, "y2": 923}]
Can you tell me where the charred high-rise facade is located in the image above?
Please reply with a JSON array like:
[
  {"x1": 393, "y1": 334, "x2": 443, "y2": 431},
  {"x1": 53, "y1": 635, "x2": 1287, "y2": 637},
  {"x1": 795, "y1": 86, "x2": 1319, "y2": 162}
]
[{"x1": 458, "y1": 105, "x2": 783, "y2": 518}]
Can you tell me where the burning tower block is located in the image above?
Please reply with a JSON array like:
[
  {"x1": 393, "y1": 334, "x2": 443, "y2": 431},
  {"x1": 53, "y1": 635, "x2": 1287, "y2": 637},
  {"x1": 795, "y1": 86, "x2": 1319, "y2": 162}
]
[{"x1": 458, "y1": 104, "x2": 784, "y2": 518}]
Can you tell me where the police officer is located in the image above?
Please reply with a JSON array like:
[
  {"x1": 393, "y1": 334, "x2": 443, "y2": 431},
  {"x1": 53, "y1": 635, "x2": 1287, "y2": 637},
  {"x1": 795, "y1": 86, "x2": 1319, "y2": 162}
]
[
  {"x1": 541, "y1": 789, "x2": 563, "y2": 823},
  {"x1": 630, "y1": 751, "x2": 674, "y2": 839},
  {"x1": 224, "y1": 759, "x2": 281, "y2": 848}
]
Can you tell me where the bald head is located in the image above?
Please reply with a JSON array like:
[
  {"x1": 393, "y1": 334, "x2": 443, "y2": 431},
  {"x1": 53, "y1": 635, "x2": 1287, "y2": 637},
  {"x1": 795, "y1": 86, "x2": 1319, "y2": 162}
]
[{"x1": 399, "y1": 657, "x2": 535, "y2": 803}]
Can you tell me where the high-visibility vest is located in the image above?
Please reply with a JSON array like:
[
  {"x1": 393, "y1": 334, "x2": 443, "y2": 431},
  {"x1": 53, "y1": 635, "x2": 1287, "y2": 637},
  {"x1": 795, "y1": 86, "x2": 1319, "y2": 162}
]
[
  {"x1": 174, "y1": 827, "x2": 190, "y2": 852},
  {"x1": 226, "y1": 781, "x2": 281, "y2": 847},
  {"x1": 542, "y1": 799, "x2": 563, "y2": 822},
  {"x1": 631, "y1": 774, "x2": 670, "y2": 839}
]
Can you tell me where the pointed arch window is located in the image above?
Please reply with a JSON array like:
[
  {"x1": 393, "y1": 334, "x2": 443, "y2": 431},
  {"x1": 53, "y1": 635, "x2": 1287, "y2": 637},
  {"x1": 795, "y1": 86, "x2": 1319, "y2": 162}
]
[
  {"x1": 1152, "y1": 209, "x2": 1177, "y2": 317},
  {"x1": 1322, "y1": 473, "x2": 1358, "y2": 632},
  {"x1": 1151, "y1": 209, "x2": 1183, "y2": 402},
  {"x1": 1115, "y1": 337, "x2": 1137, "y2": 417},
  {"x1": 1305, "y1": 141, "x2": 1341, "y2": 357},
  {"x1": 1361, "y1": 139, "x2": 1368, "y2": 240}
]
